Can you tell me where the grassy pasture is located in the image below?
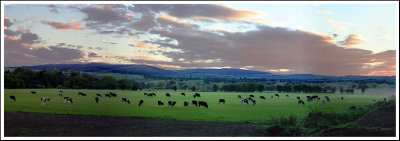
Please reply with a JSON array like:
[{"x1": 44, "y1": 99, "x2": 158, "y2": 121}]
[{"x1": 3, "y1": 89, "x2": 388, "y2": 122}]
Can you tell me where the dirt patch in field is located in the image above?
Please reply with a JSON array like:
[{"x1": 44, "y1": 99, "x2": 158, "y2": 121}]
[
  {"x1": 320, "y1": 104, "x2": 396, "y2": 137},
  {"x1": 4, "y1": 112, "x2": 266, "y2": 137}
]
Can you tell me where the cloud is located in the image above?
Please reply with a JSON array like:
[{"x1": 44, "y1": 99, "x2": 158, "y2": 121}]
[
  {"x1": 42, "y1": 21, "x2": 85, "y2": 31},
  {"x1": 339, "y1": 34, "x2": 365, "y2": 48},
  {"x1": 47, "y1": 4, "x2": 59, "y2": 13},
  {"x1": 20, "y1": 32, "x2": 40, "y2": 44},
  {"x1": 318, "y1": 10, "x2": 334, "y2": 14}
]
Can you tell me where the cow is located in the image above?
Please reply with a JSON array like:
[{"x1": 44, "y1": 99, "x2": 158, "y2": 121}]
[
  {"x1": 240, "y1": 99, "x2": 249, "y2": 104},
  {"x1": 325, "y1": 96, "x2": 330, "y2": 102},
  {"x1": 10, "y1": 96, "x2": 16, "y2": 101},
  {"x1": 260, "y1": 96, "x2": 266, "y2": 100},
  {"x1": 138, "y1": 100, "x2": 144, "y2": 107},
  {"x1": 286, "y1": 94, "x2": 289, "y2": 98},
  {"x1": 249, "y1": 95, "x2": 254, "y2": 97},
  {"x1": 271, "y1": 95, "x2": 274, "y2": 99},
  {"x1": 192, "y1": 100, "x2": 198, "y2": 106},
  {"x1": 41, "y1": 97, "x2": 51, "y2": 104},
  {"x1": 275, "y1": 94, "x2": 280, "y2": 97},
  {"x1": 350, "y1": 106, "x2": 357, "y2": 110},
  {"x1": 105, "y1": 94, "x2": 111, "y2": 98},
  {"x1": 158, "y1": 101, "x2": 164, "y2": 107},
  {"x1": 250, "y1": 99, "x2": 256, "y2": 106},
  {"x1": 219, "y1": 99, "x2": 225, "y2": 104},
  {"x1": 122, "y1": 98, "x2": 130, "y2": 104},
  {"x1": 81, "y1": 93, "x2": 87, "y2": 96},
  {"x1": 95, "y1": 97, "x2": 99, "y2": 104},
  {"x1": 96, "y1": 93, "x2": 102, "y2": 97},
  {"x1": 58, "y1": 91, "x2": 63, "y2": 96},
  {"x1": 306, "y1": 96, "x2": 311, "y2": 99},
  {"x1": 341, "y1": 97, "x2": 344, "y2": 101},
  {"x1": 184, "y1": 101, "x2": 189, "y2": 108},
  {"x1": 195, "y1": 93, "x2": 201, "y2": 97},
  {"x1": 297, "y1": 96, "x2": 301, "y2": 100},
  {"x1": 298, "y1": 100, "x2": 305, "y2": 106},
  {"x1": 168, "y1": 101, "x2": 176, "y2": 107},
  {"x1": 31, "y1": 91, "x2": 37, "y2": 94},
  {"x1": 151, "y1": 93, "x2": 156, "y2": 96},
  {"x1": 64, "y1": 97, "x2": 73, "y2": 103},
  {"x1": 198, "y1": 101, "x2": 208, "y2": 108},
  {"x1": 166, "y1": 93, "x2": 171, "y2": 97},
  {"x1": 193, "y1": 95, "x2": 197, "y2": 98},
  {"x1": 110, "y1": 92, "x2": 117, "y2": 97},
  {"x1": 322, "y1": 101, "x2": 325, "y2": 104},
  {"x1": 181, "y1": 93, "x2": 186, "y2": 96},
  {"x1": 144, "y1": 93, "x2": 148, "y2": 96},
  {"x1": 238, "y1": 95, "x2": 242, "y2": 99}
]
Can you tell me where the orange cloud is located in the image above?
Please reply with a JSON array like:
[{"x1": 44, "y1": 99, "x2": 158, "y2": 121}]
[
  {"x1": 123, "y1": 14, "x2": 133, "y2": 20},
  {"x1": 318, "y1": 10, "x2": 334, "y2": 14},
  {"x1": 128, "y1": 36, "x2": 137, "y2": 42},
  {"x1": 42, "y1": 21, "x2": 85, "y2": 31},
  {"x1": 133, "y1": 56, "x2": 170, "y2": 62},
  {"x1": 158, "y1": 14, "x2": 195, "y2": 26},
  {"x1": 340, "y1": 34, "x2": 365, "y2": 48},
  {"x1": 136, "y1": 42, "x2": 149, "y2": 48},
  {"x1": 6, "y1": 36, "x2": 19, "y2": 41}
]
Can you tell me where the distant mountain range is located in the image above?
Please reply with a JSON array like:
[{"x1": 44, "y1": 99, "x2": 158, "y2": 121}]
[{"x1": 9, "y1": 63, "x2": 395, "y2": 80}]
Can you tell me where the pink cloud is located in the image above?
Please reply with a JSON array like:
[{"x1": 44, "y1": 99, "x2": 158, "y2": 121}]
[{"x1": 42, "y1": 21, "x2": 85, "y2": 31}]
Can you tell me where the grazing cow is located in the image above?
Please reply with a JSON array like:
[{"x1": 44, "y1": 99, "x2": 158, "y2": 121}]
[
  {"x1": 166, "y1": 93, "x2": 171, "y2": 97},
  {"x1": 341, "y1": 97, "x2": 344, "y2": 101},
  {"x1": 110, "y1": 92, "x2": 117, "y2": 97},
  {"x1": 31, "y1": 91, "x2": 37, "y2": 94},
  {"x1": 122, "y1": 98, "x2": 130, "y2": 104},
  {"x1": 96, "y1": 94, "x2": 102, "y2": 97},
  {"x1": 64, "y1": 97, "x2": 73, "y2": 103},
  {"x1": 322, "y1": 101, "x2": 325, "y2": 104},
  {"x1": 275, "y1": 94, "x2": 280, "y2": 97},
  {"x1": 158, "y1": 101, "x2": 164, "y2": 107},
  {"x1": 250, "y1": 99, "x2": 256, "y2": 106},
  {"x1": 260, "y1": 96, "x2": 266, "y2": 100},
  {"x1": 198, "y1": 101, "x2": 208, "y2": 108},
  {"x1": 192, "y1": 100, "x2": 198, "y2": 106},
  {"x1": 81, "y1": 93, "x2": 87, "y2": 96},
  {"x1": 105, "y1": 94, "x2": 111, "y2": 98},
  {"x1": 298, "y1": 100, "x2": 305, "y2": 106},
  {"x1": 193, "y1": 95, "x2": 197, "y2": 98},
  {"x1": 10, "y1": 96, "x2": 16, "y2": 101},
  {"x1": 297, "y1": 97, "x2": 301, "y2": 100},
  {"x1": 271, "y1": 95, "x2": 274, "y2": 99},
  {"x1": 195, "y1": 93, "x2": 201, "y2": 97},
  {"x1": 41, "y1": 97, "x2": 51, "y2": 104},
  {"x1": 58, "y1": 91, "x2": 63, "y2": 96},
  {"x1": 306, "y1": 96, "x2": 311, "y2": 99},
  {"x1": 95, "y1": 97, "x2": 99, "y2": 104},
  {"x1": 184, "y1": 101, "x2": 189, "y2": 108},
  {"x1": 238, "y1": 95, "x2": 242, "y2": 99},
  {"x1": 219, "y1": 99, "x2": 225, "y2": 104},
  {"x1": 181, "y1": 93, "x2": 186, "y2": 96},
  {"x1": 168, "y1": 101, "x2": 176, "y2": 107},
  {"x1": 144, "y1": 93, "x2": 148, "y2": 96},
  {"x1": 326, "y1": 97, "x2": 330, "y2": 102},
  {"x1": 240, "y1": 99, "x2": 249, "y2": 104},
  {"x1": 151, "y1": 93, "x2": 156, "y2": 96},
  {"x1": 286, "y1": 94, "x2": 289, "y2": 98},
  {"x1": 138, "y1": 100, "x2": 144, "y2": 107},
  {"x1": 249, "y1": 95, "x2": 254, "y2": 97}
]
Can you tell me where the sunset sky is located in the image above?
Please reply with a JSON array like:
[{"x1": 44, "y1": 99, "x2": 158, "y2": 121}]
[{"x1": 2, "y1": 2, "x2": 398, "y2": 76}]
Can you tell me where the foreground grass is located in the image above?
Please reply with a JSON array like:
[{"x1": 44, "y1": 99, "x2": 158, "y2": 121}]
[{"x1": 4, "y1": 89, "x2": 389, "y2": 122}]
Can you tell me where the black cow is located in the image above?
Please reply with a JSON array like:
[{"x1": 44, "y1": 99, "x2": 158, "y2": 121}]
[
  {"x1": 250, "y1": 99, "x2": 256, "y2": 106},
  {"x1": 64, "y1": 97, "x2": 73, "y2": 103},
  {"x1": 41, "y1": 97, "x2": 51, "y2": 104},
  {"x1": 105, "y1": 94, "x2": 111, "y2": 98},
  {"x1": 341, "y1": 97, "x2": 344, "y2": 101},
  {"x1": 144, "y1": 93, "x2": 148, "y2": 96},
  {"x1": 192, "y1": 100, "x2": 198, "y2": 106},
  {"x1": 181, "y1": 93, "x2": 185, "y2": 96},
  {"x1": 297, "y1": 96, "x2": 301, "y2": 100},
  {"x1": 10, "y1": 96, "x2": 16, "y2": 101},
  {"x1": 81, "y1": 93, "x2": 86, "y2": 96},
  {"x1": 195, "y1": 93, "x2": 201, "y2": 97},
  {"x1": 238, "y1": 95, "x2": 242, "y2": 99},
  {"x1": 350, "y1": 106, "x2": 357, "y2": 110},
  {"x1": 260, "y1": 96, "x2": 266, "y2": 99},
  {"x1": 325, "y1": 96, "x2": 330, "y2": 102},
  {"x1": 384, "y1": 98, "x2": 387, "y2": 101},
  {"x1": 168, "y1": 101, "x2": 176, "y2": 107},
  {"x1": 110, "y1": 92, "x2": 117, "y2": 97},
  {"x1": 184, "y1": 101, "x2": 189, "y2": 108},
  {"x1": 306, "y1": 96, "x2": 311, "y2": 99},
  {"x1": 58, "y1": 91, "x2": 63, "y2": 96},
  {"x1": 249, "y1": 95, "x2": 254, "y2": 97},
  {"x1": 139, "y1": 100, "x2": 144, "y2": 107},
  {"x1": 95, "y1": 97, "x2": 99, "y2": 103},
  {"x1": 198, "y1": 101, "x2": 208, "y2": 108},
  {"x1": 158, "y1": 101, "x2": 164, "y2": 107},
  {"x1": 219, "y1": 99, "x2": 225, "y2": 104},
  {"x1": 96, "y1": 94, "x2": 102, "y2": 97},
  {"x1": 31, "y1": 91, "x2": 37, "y2": 94},
  {"x1": 274, "y1": 94, "x2": 280, "y2": 97},
  {"x1": 166, "y1": 93, "x2": 171, "y2": 97},
  {"x1": 122, "y1": 98, "x2": 130, "y2": 104},
  {"x1": 286, "y1": 94, "x2": 289, "y2": 98},
  {"x1": 298, "y1": 100, "x2": 305, "y2": 106},
  {"x1": 151, "y1": 93, "x2": 156, "y2": 96}
]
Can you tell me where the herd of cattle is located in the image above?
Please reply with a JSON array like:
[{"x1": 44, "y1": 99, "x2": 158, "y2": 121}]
[{"x1": 8, "y1": 90, "x2": 389, "y2": 108}]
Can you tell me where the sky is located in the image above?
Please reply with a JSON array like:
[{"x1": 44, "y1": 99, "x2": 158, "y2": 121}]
[{"x1": 2, "y1": 2, "x2": 398, "y2": 76}]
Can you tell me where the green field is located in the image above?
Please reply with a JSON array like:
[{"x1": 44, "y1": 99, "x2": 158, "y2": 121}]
[{"x1": 4, "y1": 89, "x2": 389, "y2": 122}]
